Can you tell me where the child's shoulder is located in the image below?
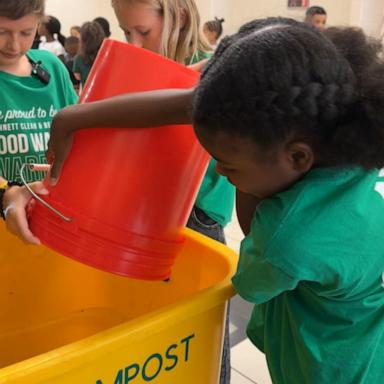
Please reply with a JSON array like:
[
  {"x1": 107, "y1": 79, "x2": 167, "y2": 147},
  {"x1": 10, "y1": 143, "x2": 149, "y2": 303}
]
[
  {"x1": 189, "y1": 50, "x2": 212, "y2": 65},
  {"x1": 28, "y1": 49, "x2": 61, "y2": 65},
  {"x1": 256, "y1": 167, "x2": 384, "y2": 280},
  {"x1": 28, "y1": 49, "x2": 69, "y2": 80}
]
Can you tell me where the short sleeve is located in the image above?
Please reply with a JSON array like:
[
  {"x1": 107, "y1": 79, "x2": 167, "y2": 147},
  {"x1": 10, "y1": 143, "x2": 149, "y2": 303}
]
[
  {"x1": 232, "y1": 198, "x2": 299, "y2": 304},
  {"x1": 232, "y1": 256, "x2": 298, "y2": 304}
]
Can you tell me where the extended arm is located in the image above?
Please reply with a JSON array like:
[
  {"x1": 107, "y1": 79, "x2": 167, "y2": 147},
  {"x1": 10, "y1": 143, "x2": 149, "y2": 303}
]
[
  {"x1": 47, "y1": 88, "x2": 194, "y2": 183},
  {"x1": 236, "y1": 189, "x2": 261, "y2": 236}
]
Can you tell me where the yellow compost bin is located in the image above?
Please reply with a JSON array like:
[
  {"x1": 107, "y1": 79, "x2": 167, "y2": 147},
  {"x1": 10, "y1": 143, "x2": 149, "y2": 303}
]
[{"x1": 0, "y1": 223, "x2": 237, "y2": 384}]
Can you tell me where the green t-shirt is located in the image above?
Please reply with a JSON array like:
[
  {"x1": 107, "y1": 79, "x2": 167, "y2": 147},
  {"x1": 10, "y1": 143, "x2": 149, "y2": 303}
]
[
  {"x1": 195, "y1": 159, "x2": 235, "y2": 226},
  {"x1": 0, "y1": 50, "x2": 78, "y2": 182},
  {"x1": 233, "y1": 167, "x2": 384, "y2": 383},
  {"x1": 189, "y1": 50, "x2": 235, "y2": 226},
  {"x1": 73, "y1": 55, "x2": 92, "y2": 87}
]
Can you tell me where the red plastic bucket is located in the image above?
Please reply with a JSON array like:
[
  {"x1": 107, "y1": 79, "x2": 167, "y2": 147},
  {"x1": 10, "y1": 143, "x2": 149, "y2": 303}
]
[{"x1": 29, "y1": 40, "x2": 209, "y2": 280}]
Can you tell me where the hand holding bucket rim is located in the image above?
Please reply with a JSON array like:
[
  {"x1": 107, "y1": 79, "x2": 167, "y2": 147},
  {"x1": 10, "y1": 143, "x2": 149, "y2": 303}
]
[
  {"x1": 46, "y1": 113, "x2": 76, "y2": 186},
  {"x1": 2, "y1": 169, "x2": 50, "y2": 245},
  {"x1": 19, "y1": 163, "x2": 73, "y2": 222}
]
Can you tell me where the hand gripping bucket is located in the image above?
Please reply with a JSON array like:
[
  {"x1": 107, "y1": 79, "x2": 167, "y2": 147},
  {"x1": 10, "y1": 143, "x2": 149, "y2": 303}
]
[{"x1": 29, "y1": 40, "x2": 209, "y2": 280}]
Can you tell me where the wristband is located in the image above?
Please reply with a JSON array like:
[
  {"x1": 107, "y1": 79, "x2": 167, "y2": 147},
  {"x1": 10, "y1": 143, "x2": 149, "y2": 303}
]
[
  {"x1": 3, "y1": 203, "x2": 15, "y2": 219},
  {"x1": 0, "y1": 180, "x2": 23, "y2": 220}
]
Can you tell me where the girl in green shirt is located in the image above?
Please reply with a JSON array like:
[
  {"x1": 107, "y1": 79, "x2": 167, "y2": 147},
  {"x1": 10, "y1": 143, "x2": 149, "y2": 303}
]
[
  {"x1": 44, "y1": 17, "x2": 384, "y2": 383},
  {"x1": 191, "y1": 19, "x2": 384, "y2": 383},
  {"x1": 108, "y1": 0, "x2": 235, "y2": 247},
  {"x1": 73, "y1": 21, "x2": 105, "y2": 87}
]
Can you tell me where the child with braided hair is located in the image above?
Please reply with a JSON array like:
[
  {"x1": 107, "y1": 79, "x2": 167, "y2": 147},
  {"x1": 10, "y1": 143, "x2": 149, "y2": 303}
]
[
  {"x1": 193, "y1": 19, "x2": 384, "y2": 383},
  {"x1": 7, "y1": 17, "x2": 384, "y2": 382}
]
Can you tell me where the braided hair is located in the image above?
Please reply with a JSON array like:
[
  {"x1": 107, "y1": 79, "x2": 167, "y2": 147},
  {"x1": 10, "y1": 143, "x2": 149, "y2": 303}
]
[{"x1": 193, "y1": 18, "x2": 384, "y2": 169}]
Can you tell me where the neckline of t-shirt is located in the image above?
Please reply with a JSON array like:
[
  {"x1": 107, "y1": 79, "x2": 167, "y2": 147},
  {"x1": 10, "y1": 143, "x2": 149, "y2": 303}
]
[
  {"x1": 0, "y1": 55, "x2": 33, "y2": 81},
  {"x1": 304, "y1": 166, "x2": 366, "y2": 182},
  {"x1": 0, "y1": 54, "x2": 49, "y2": 88}
]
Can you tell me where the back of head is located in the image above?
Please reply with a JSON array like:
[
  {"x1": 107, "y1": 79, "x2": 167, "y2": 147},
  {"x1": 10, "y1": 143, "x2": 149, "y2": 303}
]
[
  {"x1": 111, "y1": 0, "x2": 210, "y2": 63},
  {"x1": 65, "y1": 35, "x2": 79, "y2": 52},
  {"x1": 193, "y1": 18, "x2": 384, "y2": 169},
  {"x1": 65, "y1": 36, "x2": 79, "y2": 45},
  {"x1": 305, "y1": 6, "x2": 327, "y2": 30},
  {"x1": 324, "y1": 26, "x2": 382, "y2": 81},
  {"x1": 0, "y1": 0, "x2": 45, "y2": 19},
  {"x1": 94, "y1": 17, "x2": 111, "y2": 38},
  {"x1": 70, "y1": 25, "x2": 81, "y2": 36},
  {"x1": 204, "y1": 17, "x2": 225, "y2": 39},
  {"x1": 305, "y1": 5, "x2": 327, "y2": 17},
  {"x1": 80, "y1": 21, "x2": 105, "y2": 65},
  {"x1": 43, "y1": 15, "x2": 66, "y2": 46},
  {"x1": 43, "y1": 15, "x2": 61, "y2": 34},
  {"x1": 305, "y1": 5, "x2": 327, "y2": 29}
]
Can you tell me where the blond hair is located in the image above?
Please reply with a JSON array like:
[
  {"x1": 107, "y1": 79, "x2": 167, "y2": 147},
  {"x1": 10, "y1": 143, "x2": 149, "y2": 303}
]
[{"x1": 112, "y1": 0, "x2": 211, "y2": 64}]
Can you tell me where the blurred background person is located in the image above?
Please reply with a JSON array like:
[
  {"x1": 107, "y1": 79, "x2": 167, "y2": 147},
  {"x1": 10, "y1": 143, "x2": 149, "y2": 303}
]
[
  {"x1": 69, "y1": 25, "x2": 81, "y2": 39},
  {"x1": 305, "y1": 5, "x2": 327, "y2": 30},
  {"x1": 63, "y1": 36, "x2": 80, "y2": 91},
  {"x1": 73, "y1": 21, "x2": 105, "y2": 88},
  {"x1": 94, "y1": 16, "x2": 111, "y2": 38},
  {"x1": 38, "y1": 15, "x2": 66, "y2": 58},
  {"x1": 203, "y1": 17, "x2": 224, "y2": 47}
]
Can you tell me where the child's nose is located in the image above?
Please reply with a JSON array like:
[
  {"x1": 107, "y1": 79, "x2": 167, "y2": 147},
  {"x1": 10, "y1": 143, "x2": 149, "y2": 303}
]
[
  {"x1": 129, "y1": 33, "x2": 143, "y2": 48},
  {"x1": 7, "y1": 34, "x2": 21, "y2": 52}
]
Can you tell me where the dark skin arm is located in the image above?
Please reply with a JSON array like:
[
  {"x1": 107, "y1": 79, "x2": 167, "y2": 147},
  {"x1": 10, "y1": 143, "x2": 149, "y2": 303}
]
[
  {"x1": 47, "y1": 88, "x2": 194, "y2": 184},
  {"x1": 236, "y1": 189, "x2": 261, "y2": 236},
  {"x1": 47, "y1": 87, "x2": 261, "y2": 237}
]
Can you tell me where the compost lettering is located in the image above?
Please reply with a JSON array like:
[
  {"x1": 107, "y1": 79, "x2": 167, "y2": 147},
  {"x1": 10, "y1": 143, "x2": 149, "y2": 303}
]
[{"x1": 95, "y1": 333, "x2": 195, "y2": 383}]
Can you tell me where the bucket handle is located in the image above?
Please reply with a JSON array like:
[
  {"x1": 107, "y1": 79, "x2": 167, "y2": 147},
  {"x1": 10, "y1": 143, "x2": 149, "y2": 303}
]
[{"x1": 20, "y1": 163, "x2": 73, "y2": 222}]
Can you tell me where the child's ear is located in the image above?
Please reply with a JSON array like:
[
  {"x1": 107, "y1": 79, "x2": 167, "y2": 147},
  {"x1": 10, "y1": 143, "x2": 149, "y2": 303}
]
[{"x1": 286, "y1": 142, "x2": 314, "y2": 173}]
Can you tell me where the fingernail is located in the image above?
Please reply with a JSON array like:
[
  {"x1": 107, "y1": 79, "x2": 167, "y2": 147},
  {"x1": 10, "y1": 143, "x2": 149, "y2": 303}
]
[{"x1": 49, "y1": 177, "x2": 57, "y2": 186}]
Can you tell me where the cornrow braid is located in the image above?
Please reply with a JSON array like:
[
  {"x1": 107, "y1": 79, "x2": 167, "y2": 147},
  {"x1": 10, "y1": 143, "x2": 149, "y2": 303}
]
[{"x1": 194, "y1": 18, "x2": 384, "y2": 169}]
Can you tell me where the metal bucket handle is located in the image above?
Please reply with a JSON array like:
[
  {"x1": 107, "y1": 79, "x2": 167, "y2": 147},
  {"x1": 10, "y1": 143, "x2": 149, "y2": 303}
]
[{"x1": 20, "y1": 163, "x2": 73, "y2": 222}]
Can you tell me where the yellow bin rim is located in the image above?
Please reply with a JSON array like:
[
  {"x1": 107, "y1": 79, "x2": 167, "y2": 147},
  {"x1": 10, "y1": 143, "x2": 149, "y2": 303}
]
[{"x1": 0, "y1": 227, "x2": 238, "y2": 383}]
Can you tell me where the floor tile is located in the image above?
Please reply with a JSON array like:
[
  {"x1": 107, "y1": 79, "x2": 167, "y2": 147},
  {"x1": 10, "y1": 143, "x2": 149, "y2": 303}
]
[
  {"x1": 226, "y1": 210, "x2": 270, "y2": 383},
  {"x1": 231, "y1": 339, "x2": 272, "y2": 384},
  {"x1": 225, "y1": 215, "x2": 245, "y2": 242},
  {"x1": 226, "y1": 236, "x2": 241, "y2": 253},
  {"x1": 229, "y1": 295, "x2": 253, "y2": 347},
  {"x1": 231, "y1": 369, "x2": 257, "y2": 384}
]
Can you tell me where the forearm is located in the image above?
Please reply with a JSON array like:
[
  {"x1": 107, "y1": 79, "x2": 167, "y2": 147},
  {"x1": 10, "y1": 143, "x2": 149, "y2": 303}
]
[
  {"x1": 236, "y1": 189, "x2": 261, "y2": 236},
  {"x1": 55, "y1": 88, "x2": 194, "y2": 133},
  {"x1": 47, "y1": 88, "x2": 195, "y2": 183}
]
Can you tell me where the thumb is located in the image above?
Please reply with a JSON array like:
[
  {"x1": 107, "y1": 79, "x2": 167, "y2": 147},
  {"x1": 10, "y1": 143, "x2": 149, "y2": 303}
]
[
  {"x1": 48, "y1": 160, "x2": 63, "y2": 186},
  {"x1": 28, "y1": 181, "x2": 49, "y2": 196}
]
